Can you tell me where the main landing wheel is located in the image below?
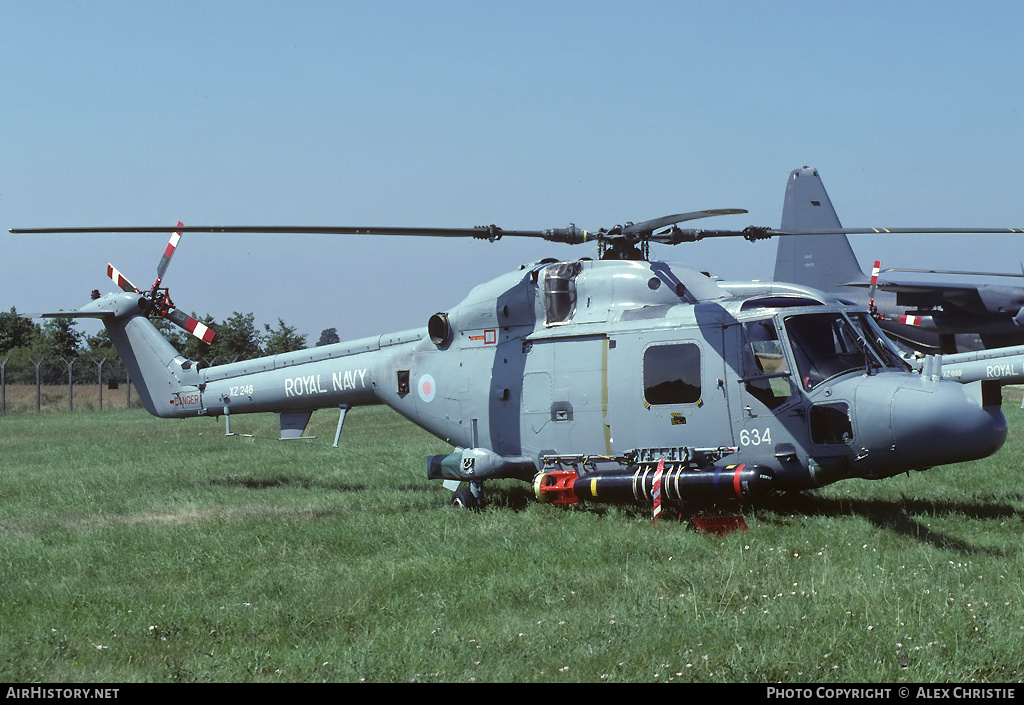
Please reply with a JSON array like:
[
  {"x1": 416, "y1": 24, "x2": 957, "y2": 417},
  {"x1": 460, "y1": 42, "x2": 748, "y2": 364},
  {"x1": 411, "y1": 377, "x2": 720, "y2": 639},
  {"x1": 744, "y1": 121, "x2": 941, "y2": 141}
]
[{"x1": 451, "y1": 487, "x2": 480, "y2": 510}]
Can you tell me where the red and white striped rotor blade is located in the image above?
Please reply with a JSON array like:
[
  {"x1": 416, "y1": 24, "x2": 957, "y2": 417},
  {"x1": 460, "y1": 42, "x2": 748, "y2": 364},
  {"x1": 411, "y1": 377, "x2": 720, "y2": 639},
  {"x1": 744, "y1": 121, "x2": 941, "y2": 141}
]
[
  {"x1": 155, "y1": 221, "x2": 184, "y2": 281},
  {"x1": 868, "y1": 261, "x2": 884, "y2": 307},
  {"x1": 166, "y1": 308, "x2": 216, "y2": 343},
  {"x1": 107, "y1": 263, "x2": 140, "y2": 293}
]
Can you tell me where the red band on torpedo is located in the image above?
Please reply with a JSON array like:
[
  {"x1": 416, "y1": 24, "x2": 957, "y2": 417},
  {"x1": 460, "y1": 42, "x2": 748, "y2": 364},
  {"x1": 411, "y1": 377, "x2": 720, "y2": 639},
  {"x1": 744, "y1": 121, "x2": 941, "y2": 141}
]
[{"x1": 733, "y1": 463, "x2": 746, "y2": 500}]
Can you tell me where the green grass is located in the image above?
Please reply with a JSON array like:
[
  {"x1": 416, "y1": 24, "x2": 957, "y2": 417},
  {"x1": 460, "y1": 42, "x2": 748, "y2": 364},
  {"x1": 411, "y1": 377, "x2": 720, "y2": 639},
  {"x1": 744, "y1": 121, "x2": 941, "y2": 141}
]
[{"x1": 1, "y1": 400, "x2": 1022, "y2": 683}]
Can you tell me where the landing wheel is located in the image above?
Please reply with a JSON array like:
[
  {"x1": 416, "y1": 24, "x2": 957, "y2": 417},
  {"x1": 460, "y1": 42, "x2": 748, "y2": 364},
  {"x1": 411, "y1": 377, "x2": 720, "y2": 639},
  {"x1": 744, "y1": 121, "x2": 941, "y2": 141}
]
[{"x1": 451, "y1": 486, "x2": 479, "y2": 510}]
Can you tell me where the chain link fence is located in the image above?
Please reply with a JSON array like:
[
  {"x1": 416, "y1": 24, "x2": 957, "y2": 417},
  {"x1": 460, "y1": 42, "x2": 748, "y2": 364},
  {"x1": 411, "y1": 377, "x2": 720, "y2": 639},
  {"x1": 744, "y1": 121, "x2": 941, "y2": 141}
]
[{"x1": 0, "y1": 355, "x2": 251, "y2": 413}]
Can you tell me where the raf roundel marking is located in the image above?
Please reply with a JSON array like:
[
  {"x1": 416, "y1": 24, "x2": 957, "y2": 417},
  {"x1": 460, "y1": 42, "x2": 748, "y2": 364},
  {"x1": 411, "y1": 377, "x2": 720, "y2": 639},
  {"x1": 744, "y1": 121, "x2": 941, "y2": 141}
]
[{"x1": 418, "y1": 373, "x2": 436, "y2": 403}]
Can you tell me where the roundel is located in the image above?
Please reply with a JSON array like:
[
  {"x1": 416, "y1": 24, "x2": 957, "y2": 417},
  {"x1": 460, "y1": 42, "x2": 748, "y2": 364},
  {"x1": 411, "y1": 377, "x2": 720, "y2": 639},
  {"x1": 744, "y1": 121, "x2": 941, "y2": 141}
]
[{"x1": 418, "y1": 373, "x2": 436, "y2": 403}]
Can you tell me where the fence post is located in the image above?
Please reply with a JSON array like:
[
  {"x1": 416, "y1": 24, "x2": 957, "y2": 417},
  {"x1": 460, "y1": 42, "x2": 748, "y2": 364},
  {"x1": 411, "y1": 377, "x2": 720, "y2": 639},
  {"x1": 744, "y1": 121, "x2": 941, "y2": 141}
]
[
  {"x1": 62, "y1": 357, "x2": 75, "y2": 412},
  {"x1": 93, "y1": 357, "x2": 106, "y2": 411},
  {"x1": 28, "y1": 357, "x2": 42, "y2": 413},
  {"x1": 1, "y1": 357, "x2": 8, "y2": 414}
]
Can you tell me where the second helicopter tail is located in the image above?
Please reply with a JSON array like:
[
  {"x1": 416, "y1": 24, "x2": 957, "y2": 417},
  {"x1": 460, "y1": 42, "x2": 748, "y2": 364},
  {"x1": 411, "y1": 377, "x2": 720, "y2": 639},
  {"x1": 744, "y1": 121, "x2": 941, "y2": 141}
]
[{"x1": 773, "y1": 166, "x2": 867, "y2": 290}]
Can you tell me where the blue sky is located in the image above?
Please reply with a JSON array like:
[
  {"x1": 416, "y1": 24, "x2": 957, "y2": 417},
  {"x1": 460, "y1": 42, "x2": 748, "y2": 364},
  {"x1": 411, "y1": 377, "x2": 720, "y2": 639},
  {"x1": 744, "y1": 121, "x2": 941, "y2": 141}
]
[{"x1": 3, "y1": 0, "x2": 1023, "y2": 342}]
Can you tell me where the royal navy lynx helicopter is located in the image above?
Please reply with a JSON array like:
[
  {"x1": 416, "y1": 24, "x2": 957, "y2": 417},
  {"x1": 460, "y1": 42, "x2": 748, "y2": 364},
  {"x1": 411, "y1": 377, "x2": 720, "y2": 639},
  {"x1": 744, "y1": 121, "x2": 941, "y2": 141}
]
[{"x1": 11, "y1": 209, "x2": 1013, "y2": 512}]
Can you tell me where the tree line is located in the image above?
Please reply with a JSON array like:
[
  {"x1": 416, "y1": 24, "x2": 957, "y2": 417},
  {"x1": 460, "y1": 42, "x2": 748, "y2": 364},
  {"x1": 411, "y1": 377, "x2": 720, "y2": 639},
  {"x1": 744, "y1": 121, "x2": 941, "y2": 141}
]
[{"x1": 0, "y1": 306, "x2": 342, "y2": 384}]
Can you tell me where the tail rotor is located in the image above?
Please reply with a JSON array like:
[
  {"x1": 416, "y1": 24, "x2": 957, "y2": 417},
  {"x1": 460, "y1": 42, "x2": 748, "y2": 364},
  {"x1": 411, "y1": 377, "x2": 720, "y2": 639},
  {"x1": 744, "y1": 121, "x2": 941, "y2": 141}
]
[{"x1": 106, "y1": 222, "x2": 217, "y2": 343}]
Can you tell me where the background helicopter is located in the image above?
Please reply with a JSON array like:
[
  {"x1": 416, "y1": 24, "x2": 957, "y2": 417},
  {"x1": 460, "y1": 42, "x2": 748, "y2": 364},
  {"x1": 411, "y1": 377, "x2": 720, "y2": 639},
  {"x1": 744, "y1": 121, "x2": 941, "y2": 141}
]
[
  {"x1": 11, "y1": 210, "x2": 1014, "y2": 512},
  {"x1": 775, "y1": 166, "x2": 1024, "y2": 355}
]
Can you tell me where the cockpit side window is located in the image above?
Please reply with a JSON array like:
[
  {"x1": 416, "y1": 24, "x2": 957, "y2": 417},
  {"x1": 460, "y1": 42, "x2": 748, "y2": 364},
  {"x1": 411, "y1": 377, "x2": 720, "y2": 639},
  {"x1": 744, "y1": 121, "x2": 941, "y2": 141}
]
[
  {"x1": 544, "y1": 261, "x2": 582, "y2": 325},
  {"x1": 743, "y1": 319, "x2": 790, "y2": 376},
  {"x1": 741, "y1": 319, "x2": 797, "y2": 409}
]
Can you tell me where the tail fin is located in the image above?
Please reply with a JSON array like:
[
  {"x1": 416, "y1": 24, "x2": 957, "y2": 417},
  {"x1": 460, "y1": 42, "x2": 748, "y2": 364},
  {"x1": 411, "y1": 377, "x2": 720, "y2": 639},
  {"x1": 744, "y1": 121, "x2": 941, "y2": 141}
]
[
  {"x1": 773, "y1": 166, "x2": 867, "y2": 289},
  {"x1": 37, "y1": 293, "x2": 198, "y2": 417}
]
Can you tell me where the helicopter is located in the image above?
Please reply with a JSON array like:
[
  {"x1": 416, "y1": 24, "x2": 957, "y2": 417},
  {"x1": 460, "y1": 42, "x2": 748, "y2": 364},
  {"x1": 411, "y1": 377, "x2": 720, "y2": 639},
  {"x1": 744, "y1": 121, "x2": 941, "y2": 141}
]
[
  {"x1": 775, "y1": 166, "x2": 1024, "y2": 355},
  {"x1": 10, "y1": 205, "x2": 1015, "y2": 512}
]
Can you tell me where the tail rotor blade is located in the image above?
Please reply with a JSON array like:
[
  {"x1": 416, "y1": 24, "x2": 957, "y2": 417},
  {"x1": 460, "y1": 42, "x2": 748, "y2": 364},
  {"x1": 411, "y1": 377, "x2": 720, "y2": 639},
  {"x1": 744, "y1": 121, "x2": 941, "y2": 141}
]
[
  {"x1": 107, "y1": 263, "x2": 140, "y2": 293},
  {"x1": 155, "y1": 222, "x2": 184, "y2": 281},
  {"x1": 166, "y1": 308, "x2": 216, "y2": 343},
  {"x1": 869, "y1": 260, "x2": 881, "y2": 317}
]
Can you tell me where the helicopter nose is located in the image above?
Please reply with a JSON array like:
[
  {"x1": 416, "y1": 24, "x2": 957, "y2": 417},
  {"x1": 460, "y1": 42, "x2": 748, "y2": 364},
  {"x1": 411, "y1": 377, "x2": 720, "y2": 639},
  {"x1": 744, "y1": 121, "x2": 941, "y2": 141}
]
[{"x1": 888, "y1": 380, "x2": 1006, "y2": 469}]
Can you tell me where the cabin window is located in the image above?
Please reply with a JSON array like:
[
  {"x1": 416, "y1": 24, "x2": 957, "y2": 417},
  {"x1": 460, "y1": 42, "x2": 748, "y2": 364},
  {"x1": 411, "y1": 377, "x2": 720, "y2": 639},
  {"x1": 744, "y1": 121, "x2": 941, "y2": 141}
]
[
  {"x1": 544, "y1": 261, "x2": 581, "y2": 325},
  {"x1": 643, "y1": 343, "x2": 701, "y2": 405}
]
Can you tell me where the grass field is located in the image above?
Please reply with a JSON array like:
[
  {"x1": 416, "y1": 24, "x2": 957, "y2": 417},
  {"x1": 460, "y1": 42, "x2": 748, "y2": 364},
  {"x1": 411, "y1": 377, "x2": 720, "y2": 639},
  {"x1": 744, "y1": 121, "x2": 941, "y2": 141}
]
[{"x1": 1, "y1": 397, "x2": 1022, "y2": 683}]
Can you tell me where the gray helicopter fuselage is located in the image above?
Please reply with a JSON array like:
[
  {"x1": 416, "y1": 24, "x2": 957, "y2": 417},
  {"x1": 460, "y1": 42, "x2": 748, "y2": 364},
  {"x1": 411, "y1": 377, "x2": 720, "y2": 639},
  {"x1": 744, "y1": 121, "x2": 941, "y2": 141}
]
[{"x1": 93, "y1": 256, "x2": 1006, "y2": 498}]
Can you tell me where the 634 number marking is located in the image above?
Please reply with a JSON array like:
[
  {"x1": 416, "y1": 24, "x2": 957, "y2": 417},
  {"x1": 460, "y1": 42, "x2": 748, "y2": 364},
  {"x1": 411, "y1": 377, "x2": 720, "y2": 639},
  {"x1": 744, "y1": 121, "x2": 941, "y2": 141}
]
[{"x1": 740, "y1": 427, "x2": 772, "y2": 446}]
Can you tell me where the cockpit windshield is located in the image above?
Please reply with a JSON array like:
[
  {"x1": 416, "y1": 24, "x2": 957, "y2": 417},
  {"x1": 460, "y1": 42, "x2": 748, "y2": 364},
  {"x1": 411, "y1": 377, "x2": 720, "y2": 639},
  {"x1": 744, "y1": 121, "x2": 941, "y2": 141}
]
[
  {"x1": 784, "y1": 312, "x2": 907, "y2": 391},
  {"x1": 847, "y1": 312, "x2": 911, "y2": 371}
]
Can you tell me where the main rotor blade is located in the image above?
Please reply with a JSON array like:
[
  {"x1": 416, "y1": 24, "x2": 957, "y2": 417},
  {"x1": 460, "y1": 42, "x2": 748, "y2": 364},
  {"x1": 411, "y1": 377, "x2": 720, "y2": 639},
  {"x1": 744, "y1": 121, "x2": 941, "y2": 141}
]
[
  {"x1": 10, "y1": 224, "x2": 550, "y2": 237},
  {"x1": 772, "y1": 227, "x2": 1024, "y2": 236},
  {"x1": 621, "y1": 209, "x2": 748, "y2": 237},
  {"x1": 656, "y1": 226, "x2": 1024, "y2": 243}
]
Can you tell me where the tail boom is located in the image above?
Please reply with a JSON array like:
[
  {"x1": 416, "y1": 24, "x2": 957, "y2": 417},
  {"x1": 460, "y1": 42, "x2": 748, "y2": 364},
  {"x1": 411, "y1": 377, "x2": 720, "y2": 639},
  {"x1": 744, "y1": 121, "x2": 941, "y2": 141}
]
[{"x1": 68, "y1": 292, "x2": 410, "y2": 420}]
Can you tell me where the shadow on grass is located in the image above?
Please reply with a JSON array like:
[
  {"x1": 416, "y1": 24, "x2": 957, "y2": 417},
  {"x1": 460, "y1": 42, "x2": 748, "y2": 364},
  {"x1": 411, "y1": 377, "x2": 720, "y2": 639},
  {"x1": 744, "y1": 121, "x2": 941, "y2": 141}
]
[
  {"x1": 480, "y1": 482, "x2": 1023, "y2": 556},
  {"x1": 210, "y1": 475, "x2": 372, "y2": 492},
  {"x1": 212, "y1": 473, "x2": 657, "y2": 520},
  {"x1": 208, "y1": 473, "x2": 1021, "y2": 556},
  {"x1": 754, "y1": 491, "x2": 1022, "y2": 556},
  {"x1": 209, "y1": 473, "x2": 436, "y2": 495}
]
